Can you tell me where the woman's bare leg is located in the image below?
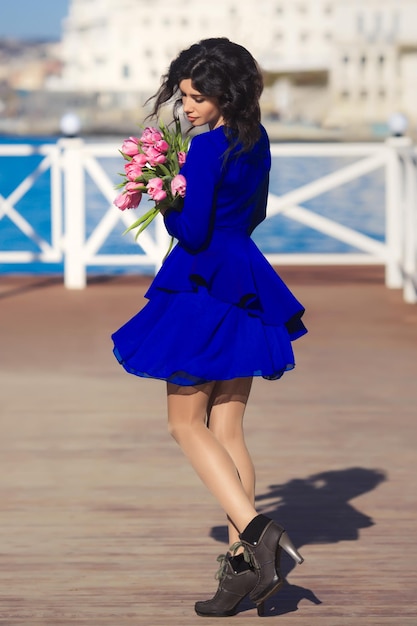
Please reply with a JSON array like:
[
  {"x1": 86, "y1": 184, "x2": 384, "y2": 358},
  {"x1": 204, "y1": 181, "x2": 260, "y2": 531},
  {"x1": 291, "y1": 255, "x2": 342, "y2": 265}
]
[
  {"x1": 206, "y1": 378, "x2": 255, "y2": 547},
  {"x1": 167, "y1": 379, "x2": 257, "y2": 534}
]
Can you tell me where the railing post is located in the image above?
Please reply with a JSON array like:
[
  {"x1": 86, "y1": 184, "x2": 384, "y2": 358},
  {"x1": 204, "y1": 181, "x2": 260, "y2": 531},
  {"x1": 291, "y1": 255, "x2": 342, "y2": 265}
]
[
  {"x1": 384, "y1": 137, "x2": 411, "y2": 289},
  {"x1": 61, "y1": 138, "x2": 86, "y2": 289},
  {"x1": 50, "y1": 145, "x2": 64, "y2": 253},
  {"x1": 403, "y1": 149, "x2": 417, "y2": 303}
]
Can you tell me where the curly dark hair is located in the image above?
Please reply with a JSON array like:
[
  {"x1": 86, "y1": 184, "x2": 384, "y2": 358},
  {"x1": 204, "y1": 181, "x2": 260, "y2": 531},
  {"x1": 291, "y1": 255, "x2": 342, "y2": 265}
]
[{"x1": 149, "y1": 38, "x2": 263, "y2": 152}]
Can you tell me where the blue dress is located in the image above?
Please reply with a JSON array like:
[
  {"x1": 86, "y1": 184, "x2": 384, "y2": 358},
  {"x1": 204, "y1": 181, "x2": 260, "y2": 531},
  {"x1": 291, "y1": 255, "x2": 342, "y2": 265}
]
[{"x1": 112, "y1": 125, "x2": 307, "y2": 386}]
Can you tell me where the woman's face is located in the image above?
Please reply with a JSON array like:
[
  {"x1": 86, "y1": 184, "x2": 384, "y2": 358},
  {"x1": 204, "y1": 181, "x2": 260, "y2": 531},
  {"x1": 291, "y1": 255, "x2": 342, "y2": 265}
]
[{"x1": 179, "y1": 79, "x2": 224, "y2": 130}]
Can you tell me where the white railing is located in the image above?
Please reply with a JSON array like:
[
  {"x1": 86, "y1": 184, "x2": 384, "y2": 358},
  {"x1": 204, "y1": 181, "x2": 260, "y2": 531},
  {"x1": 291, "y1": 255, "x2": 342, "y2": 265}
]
[
  {"x1": 267, "y1": 139, "x2": 417, "y2": 303},
  {"x1": 0, "y1": 143, "x2": 63, "y2": 264},
  {"x1": 0, "y1": 137, "x2": 416, "y2": 303},
  {"x1": 61, "y1": 138, "x2": 172, "y2": 289}
]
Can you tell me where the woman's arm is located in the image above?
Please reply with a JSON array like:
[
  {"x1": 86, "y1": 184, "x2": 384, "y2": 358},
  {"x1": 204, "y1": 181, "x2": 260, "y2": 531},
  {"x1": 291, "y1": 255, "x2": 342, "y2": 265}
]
[
  {"x1": 248, "y1": 173, "x2": 269, "y2": 235},
  {"x1": 163, "y1": 134, "x2": 222, "y2": 253}
]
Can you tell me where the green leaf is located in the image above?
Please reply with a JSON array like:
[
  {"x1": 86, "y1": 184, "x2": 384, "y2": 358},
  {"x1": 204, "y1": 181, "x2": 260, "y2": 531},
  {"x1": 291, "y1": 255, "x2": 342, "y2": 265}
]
[
  {"x1": 162, "y1": 236, "x2": 175, "y2": 262},
  {"x1": 122, "y1": 207, "x2": 157, "y2": 235},
  {"x1": 119, "y1": 150, "x2": 133, "y2": 161},
  {"x1": 158, "y1": 163, "x2": 171, "y2": 177},
  {"x1": 134, "y1": 211, "x2": 158, "y2": 240}
]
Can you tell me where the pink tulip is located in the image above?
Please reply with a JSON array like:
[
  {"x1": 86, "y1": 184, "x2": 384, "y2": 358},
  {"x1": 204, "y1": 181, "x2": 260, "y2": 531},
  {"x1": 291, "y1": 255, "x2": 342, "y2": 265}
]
[
  {"x1": 153, "y1": 189, "x2": 167, "y2": 202},
  {"x1": 114, "y1": 188, "x2": 142, "y2": 210},
  {"x1": 177, "y1": 151, "x2": 187, "y2": 166},
  {"x1": 125, "y1": 161, "x2": 143, "y2": 181},
  {"x1": 126, "y1": 181, "x2": 141, "y2": 193},
  {"x1": 133, "y1": 153, "x2": 149, "y2": 167},
  {"x1": 140, "y1": 127, "x2": 163, "y2": 146},
  {"x1": 147, "y1": 177, "x2": 163, "y2": 190},
  {"x1": 123, "y1": 182, "x2": 142, "y2": 207},
  {"x1": 114, "y1": 192, "x2": 131, "y2": 210},
  {"x1": 145, "y1": 146, "x2": 167, "y2": 165},
  {"x1": 121, "y1": 136, "x2": 140, "y2": 156},
  {"x1": 147, "y1": 177, "x2": 167, "y2": 202},
  {"x1": 171, "y1": 174, "x2": 186, "y2": 198},
  {"x1": 154, "y1": 139, "x2": 169, "y2": 154}
]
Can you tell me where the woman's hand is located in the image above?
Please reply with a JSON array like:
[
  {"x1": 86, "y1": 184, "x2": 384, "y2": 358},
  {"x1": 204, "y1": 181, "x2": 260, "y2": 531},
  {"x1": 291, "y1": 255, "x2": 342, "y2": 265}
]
[{"x1": 161, "y1": 196, "x2": 184, "y2": 217}]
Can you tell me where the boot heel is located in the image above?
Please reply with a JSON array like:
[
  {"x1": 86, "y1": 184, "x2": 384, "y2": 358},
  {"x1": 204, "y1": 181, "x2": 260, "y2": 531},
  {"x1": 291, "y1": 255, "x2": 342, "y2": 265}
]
[
  {"x1": 278, "y1": 531, "x2": 304, "y2": 565},
  {"x1": 256, "y1": 601, "x2": 265, "y2": 617}
]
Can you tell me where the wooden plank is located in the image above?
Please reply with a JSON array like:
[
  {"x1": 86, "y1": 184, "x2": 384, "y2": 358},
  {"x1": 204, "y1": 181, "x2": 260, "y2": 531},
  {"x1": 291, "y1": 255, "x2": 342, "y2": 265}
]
[{"x1": 0, "y1": 270, "x2": 416, "y2": 624}]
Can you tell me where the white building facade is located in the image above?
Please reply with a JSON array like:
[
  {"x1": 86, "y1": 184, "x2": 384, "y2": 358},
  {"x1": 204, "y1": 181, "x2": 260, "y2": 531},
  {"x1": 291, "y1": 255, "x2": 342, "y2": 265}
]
[
  {"x1": 56, "y1": 0, "x2": 417, "y2": 127},
  {"x1": 328, "y1": 0, "x2": 417, "y2": 127}
]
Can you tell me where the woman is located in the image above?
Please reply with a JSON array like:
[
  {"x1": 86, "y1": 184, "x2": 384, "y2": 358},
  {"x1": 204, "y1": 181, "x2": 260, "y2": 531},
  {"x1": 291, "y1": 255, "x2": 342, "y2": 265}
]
[{"x1": 112, "y1": 38, "x2": 306, "y2": 617}]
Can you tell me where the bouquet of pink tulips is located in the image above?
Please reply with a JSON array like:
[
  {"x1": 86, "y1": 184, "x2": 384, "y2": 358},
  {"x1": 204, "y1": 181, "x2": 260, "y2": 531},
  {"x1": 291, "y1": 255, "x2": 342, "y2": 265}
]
[{"x1": 114, "y1": 120, "x2": 190, "y2": 248}]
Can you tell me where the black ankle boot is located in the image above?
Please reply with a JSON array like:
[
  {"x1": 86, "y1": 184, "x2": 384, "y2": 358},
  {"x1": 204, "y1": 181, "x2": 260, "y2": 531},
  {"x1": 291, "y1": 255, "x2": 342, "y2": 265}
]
[
  {"x1": 239, "y1": 515, "x2": 304, "y2": 611},
  {"x1": 194, "y1": 553, "x2": 258, "y2": 617}
]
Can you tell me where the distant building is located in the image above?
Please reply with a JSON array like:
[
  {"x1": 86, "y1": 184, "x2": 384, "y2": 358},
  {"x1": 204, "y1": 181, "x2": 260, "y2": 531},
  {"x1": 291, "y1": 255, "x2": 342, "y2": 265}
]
[
  {"x1": 53, "y1": 0, "x2": 417, "y2": 129},
  {"x1": 0, "y1": 40, "x2": 61, "y2": 91},
  {"x1": 327, "y1": 0, "x2": 417, "y2": 128},
  {"x1": 57, "y1": 0, "x2": 333, "y2": 92}
]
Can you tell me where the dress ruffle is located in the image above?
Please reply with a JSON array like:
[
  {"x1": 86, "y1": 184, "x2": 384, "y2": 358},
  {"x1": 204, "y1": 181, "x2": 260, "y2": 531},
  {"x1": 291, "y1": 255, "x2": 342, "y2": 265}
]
[
  {"x1": 145, "y1": 231, "x2": 306, "y2": 340},
  {"x1": 112, "y1": 286, "x2": 300, "y2": 386}
]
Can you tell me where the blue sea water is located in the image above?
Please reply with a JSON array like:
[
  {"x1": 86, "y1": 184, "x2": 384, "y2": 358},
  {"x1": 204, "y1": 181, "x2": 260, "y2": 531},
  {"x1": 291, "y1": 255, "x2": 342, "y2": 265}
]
[{"x1": 0, "y1": 135, "x2": 385, "y2": 276}]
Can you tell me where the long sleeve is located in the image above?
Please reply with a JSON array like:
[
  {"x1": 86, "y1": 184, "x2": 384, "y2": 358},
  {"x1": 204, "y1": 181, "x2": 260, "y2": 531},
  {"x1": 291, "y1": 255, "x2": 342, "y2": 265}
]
[
  {"x1": 164, "y1": 133, "x2": 223, "y2": 253},
  {"x1": 248, "y1": 173, "x2": 269, "y2": 234}
]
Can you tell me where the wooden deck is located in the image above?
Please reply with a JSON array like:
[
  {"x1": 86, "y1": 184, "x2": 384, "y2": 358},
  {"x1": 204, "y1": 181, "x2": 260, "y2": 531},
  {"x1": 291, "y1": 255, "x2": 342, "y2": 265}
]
[{"x1": 1, "y1": 267, "x2": 417, "y2": 625}]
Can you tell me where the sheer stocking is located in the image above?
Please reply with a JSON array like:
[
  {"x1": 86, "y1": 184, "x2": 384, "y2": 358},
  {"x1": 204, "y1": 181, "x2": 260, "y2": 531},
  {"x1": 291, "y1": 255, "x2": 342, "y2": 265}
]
[
  {"x1": 207, "y1": 378, "x2": 255, "y2": 546},
  {"x1": 167, "y1": 378, "x2": 257, "y2": 542}
]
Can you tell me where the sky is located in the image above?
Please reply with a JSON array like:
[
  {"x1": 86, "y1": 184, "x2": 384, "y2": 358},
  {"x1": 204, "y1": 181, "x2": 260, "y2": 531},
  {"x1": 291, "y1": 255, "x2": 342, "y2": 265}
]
[{"x1": 0, "y1": 0, "x2": 70, "y2": 40}]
